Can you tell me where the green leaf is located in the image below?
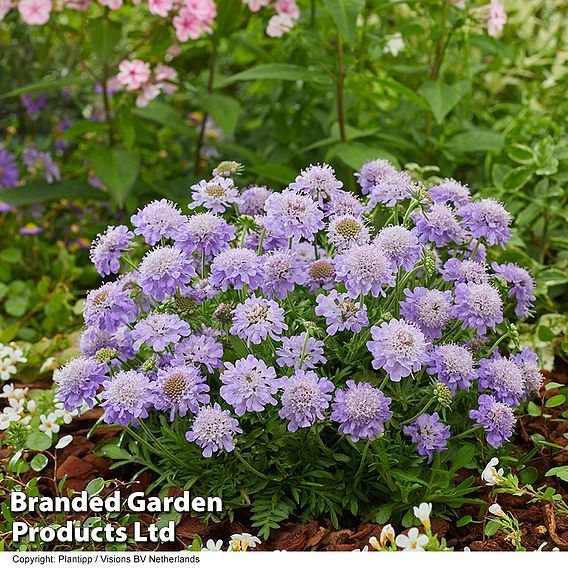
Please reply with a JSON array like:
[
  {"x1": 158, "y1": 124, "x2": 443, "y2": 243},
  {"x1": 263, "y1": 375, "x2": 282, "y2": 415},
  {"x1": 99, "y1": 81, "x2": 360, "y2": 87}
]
[
  {"x1": 380, "y1": 78, "x2": 429, "y2": 111},
  {"x1": 418, "y1": 79, "x2": 469, "y2": 124},
  {"x1": 545, "y1": 394, "x2": 565, "y2": 408},
  {"x1": 0, "y1": 180, "x2": 106, "y2": 206},
  {"x1": 537, "y1": 326, "x2": 555, "y2": 342},
  {"x1": 484, "y1": 519, "x2": 500, "y2": 537},
  {"x1": 329, "y1": 142, "x2": 399, "y2": 170},
  {"x1": 249, "y1": 163, "x2": 297, "y2": 185},
  {"x1": 0, "y1": 77, "x2": 89, "y2": 100},
  {"x1": 0, "y1": 248, "x2": 22, "y2": 264},
  {"x1": 30, "y1": 454, "x2": 49, "y2": 472},
  {"x1": 456, "y1": 515, "x2": 472, "y2": 527},
  {"x1": 61, "y1": 120, "x2": 108, "y2": 141},
  {"x1": 86, "y1": 478, "x2": 105, "y2": 497},
  {"x1": 519, "y1": 467, "x2": 538, "y2": 485},
  {"x1": 507, "y1": 144, "x2": 535, "y2": 165},
  {"x1": 91, "y1": 148, "x2": 139, "y2": 206},
  {"x1": 502, "y1": 166, "x2": 535, "y2": 192},
  {"x1": 545, "y1": 466, "x2": 568, "y2": 483},
  {"x1": 527, "y1": 401, "x2": 541, "y2": 417},
  {"x1": 5, "y1": 296, "x2": 29, "y2": 318},
  {"x1": 55, "y1": 435, "x2": 73, "y2": 450},
  {"x1": 217, "y1": 64, "x2": 330, "y2": 87},
  {"x1": 25, "y1": 433, "x2": 52, "y2": 451},
  {"x1": 87, "y1": 18, "x2": 122, "y2": 64},
  {"x1": 133, "y1": 102, "x2": 195, "y2": 137},
  {"x1": 322, "y1": 0, "x2": 365, "y2": 44},
  {"x1": 447, "y1": 129, "x2": 505, "y2": 154},
  {"x1": 94, "y1": 444, "x2": 132, "y2": 460},
  {"x1": 200, "y1": 94, "x2": 241, "y2": 137}
]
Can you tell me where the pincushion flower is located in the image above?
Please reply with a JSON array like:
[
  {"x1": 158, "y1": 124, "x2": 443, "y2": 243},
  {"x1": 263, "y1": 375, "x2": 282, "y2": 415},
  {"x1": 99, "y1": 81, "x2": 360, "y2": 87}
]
[
  {"x1": 190, "y1": 177, "x2": 238, "y2": 213},
  {"x1": 18, "y1": 0, "x2": 51, "y2": 25},
  {"x1": 457, "y1": 198, "x2": 511, "y2": 247},
  {"x1": 209, "y1": 247, "x2": 264, "y2": 291},
  {"x1": 478, "y1": 353, "x2": 524, "y2": 407},
  {"x1": 279, "y1": 370, "x2": 334, "y2": 432},
  {"x1": 412, "y1": 203, "x2": 464, "y2": 246},
  {"x1": 327, "y1": 189, "x2": 365, "y2": 218},
  {"x1": 261, "y1": 250, "x2": 304, "y2": 299},
  {"x1": 54, "y1": 356, "x2": 107, "y2": 411},
  {"x1": 131, "y1": 199, "x2": 188, "y2": 244},
  {"x1": 491, "y1": 262, "x2": 535, "y2": 318},
  {"x1": 305, "y1": 258, "x2": 336, "y2": 293},
  {"x1": 175, "y1": 213, "x2": 235, "y2": 258},
  {"x1": 399, "y1": 287, "x2": 453, "y2": 339},
  {"x1": 264, "y1": 189, "x2": 324, "y2": 241},
  {"x1": 469, "y1": 394, "x2": 515, "y2": 448},
  {"x1": 132, "y1": 313, "x2": 191, "y2": 352},
  {"x1": 137, "y1": 246, "x2": 196, "y2": 301},
  {"x1": 230, "y1": 296, "x2": 287, "y2": 345},
  {"x1": 220, "y1": 355, "x2": 279, "y2": 416},
  {"x1": 331, "y1": 380, "x2": 392, "y2": 442},
  {"x1": 375, "y1": 226, "x2": 421, "y2": 272},
  {"x1": 335, "y1": 243, "x2": 396, "y2": 298},
  {"x1": 368, "y1": 170, "x2": 414, "y2": 208},
  {"x1": 0, "y1": 150, "x2": 19, "y2": 188},
  {"x1": 510, "y1": 347, "x2": 544, "y2": 399},
  {"x1": 403, "y1": 413, "x2": 450, "y2": 463},
  {"x1": 173, "y1": 334, "x2": 223, "y2": 374},
  {"x1": 426, "y1": 344, "x2": 476, "y2": 393},
  {"x1": 117, "y1": 59, "x2": 151, "y2": 91},
  {"x1": 327, "y1": 214, "x2": 370, "y2": 250},
  {"x1": 22, "y1": 148, "x2": 60, "y2": 183},
  {"x1": 101, "y1": 370, "x2": 156, "y2": 427},
  {"x1": 315, "y1": 290, "x2": 368, "y2": 335},
  {"x1": 237, "y1": 185, "x2": 271, "y2": 216},
  {"x1": 154, "y1": 365, "x2": 209, "y2": 420},
  {"x1": 367, "y1": 319, "x2": 429, "y2": 381},
  {"x1": 441, "y1": 258, "x2": 489, "y2": 284},
  {"x1": 79, "y1": 327, "x2": 117, "y2": 358},
  {"x1": 90, "y1": 225, "x2": 134, "y2": 277},
  {"x1": 429, "y1": 178, "x2": 470, "y2": 207},
  {"x1": 186, "y1": 403, "x2": 242, "y2": 457},
  {"x1": 276, "y1": 332, "x2": 327, "y2": 370},
  {"x1": 84, "y1": 281, "x2": 137, "y2": 333},
  {"x1": 289, "y1": 163, "x2": 343, "y2": 202},
  {"x1": 453, "y1": 282, "x2": 503, "y2": 335},
  {"x1": 355, "y1": 159, "x2": 398, "y2": 195}
]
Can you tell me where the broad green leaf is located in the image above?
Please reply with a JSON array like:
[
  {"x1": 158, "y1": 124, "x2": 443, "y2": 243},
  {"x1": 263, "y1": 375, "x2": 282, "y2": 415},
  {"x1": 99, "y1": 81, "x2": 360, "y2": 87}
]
[
  {"x1": 502, "y1": 166, "x2": 535, "y2": 192},
  {"x1": 132, "y1": 102, "x2": 195, "y2": 137},
  {"x1": 447, "y1": 129, "x2": 505, "y2": 154},
  {"x1": 86, "y1": 478, "x2": 105, "y2": 497},
  {"x1": 93, "y1": 444, "x2": 132, "y2": 460},
  {"x1": 519, "y1": 467, "x2": 538, "y2": 485},
  {"x1": 545, "y1": 394, "x2": 565, "y2": 408},
  {"x1": 200, "y1": 94, "x2": 241, "y2": 137},
  {"x1": 456, "y1": 515, "x2": 472, "y2": 527},
  {"x1": 5, "y1": 296, "x2": 29, "y2": 318},
  {"x1": 30, "y1": 454, "x2": 49, "y2": 472},
  {"x1": 484, "y1": 519, "x2": 500, "y2": 537},
  {"x1": 0, "y1": 180, "x2": 106, "y2": 206},
  {"x1": 91, "y1": 148, "x2": 140, "y2": 206},
  {"x1": 380, "y1": 78, "x2": 429, "y2": 111},
  {"x1": 55, "y1": 435, "x2": 73, "y2": 450},
  {"x1": 249, "y1": 163, "x2": 297, "y2": 185},
  {"x1": 507, "y1": 143, "x2": 535, "y2": 165},
  {"x1": 0, "y1": 248, "x2": 22, "y2": 264},
  {"x1": 87, "y1": 18, "x2": 122, "y2": 64},
  {"x1": 217, "y1": 64, "x2": 330, "y2": 87},
  {"x1": 215, "y1": 0, "x2": 245, "y2": 37},
  {"x1": 322, "y1": 0, "x2": 365, "y2": 44},
  {"x1": 418, "y1": 79, "x2": 469, "y2": 124},
  {"x1": 329, "y1": 142, "x2": 399, "y2": 170},
  {"x1": 26, "y1": 432, "x2": 52, "y2": 451},
  {"x1": 61, "y1": 120, "x2": 108, "y2": 141},
  {"x1": 0, "y1": 77, "x2": 90, "y2": 100},
  {"x1": 545, "y1": 466, "x2": 568, "y2": 483}
]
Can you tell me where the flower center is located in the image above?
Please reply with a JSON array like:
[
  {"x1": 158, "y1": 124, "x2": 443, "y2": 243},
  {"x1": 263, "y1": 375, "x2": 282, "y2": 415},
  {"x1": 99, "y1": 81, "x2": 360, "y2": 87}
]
[
  {"x1": 309, "y1": 259, "x2": 334, "y2": 279},
  {"x1": 248, "y1": 304, "x2": 269, "y2": 323},
  {"x1": 163, "y1": 372, "x2": 187, "y2": 401},
  {"x1": 206, "y1": 184, "x2": 226, "y2": 198},
  {"x1": 336, "y1": 218, "x2": 362, "y2": 238}
]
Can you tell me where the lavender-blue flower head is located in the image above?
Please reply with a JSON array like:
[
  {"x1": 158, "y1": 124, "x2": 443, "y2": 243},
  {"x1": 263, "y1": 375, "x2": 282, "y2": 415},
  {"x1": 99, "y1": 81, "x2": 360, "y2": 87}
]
[
  {"x1": 412, "y1": 203, "x2": 464, "y2": 247},
  {"x1": 276, "y1": 332, "x2": 327, "y2": 370},
  {"x1": 355, "y1": 159, "x2": 397, "y2": 195},
  {"x1": 426, "y1": 344, "x2": 476, "y2": 393},
  {"x1": 261, "y1": 250, "x2": 305, "y2": 300},
  {"x1": 138, "y1": 246, "x2": 196, "y2": 301},
  {"x1": 367, "y1": 170, "x2": 414, "y2": 208},
  {"x1": 90, "y1": 225, "x2": 134, "y2": 277},
  {"x1": 220, "y1": 355, "x2": 279, "y2": 416},
  {"x1": 22, "y1": 148, "x2": 61, "y2": 183},
  {"x1": 79, "y1": 327, "x2": 117, "y2": 358},
  {"x1": 289, "y1": 163, "x2": 343, "y2": 202},
  {"x1": 367, "y1": 319, "x2": 429, "y2": 381},
  {"x1": 101, "y1": 370, "x2": 156, "y2": 427},
  {"x1": 510, "y1": 347, "x2": 544, "y2": 399},
  {"x1": 0, "y1": 149, "x2": 20, "y2": 188},
  {"x1": 403, "y1": 412, "x2": 451, "y2": 463},
  {"x1": 335, "y1": 243, "x2": 396, "y2": 298},
  {"x1": 478, "y1": 353, "x2": 524, "y2": 407},
  {"x1": 399, "y1": 287, "x2": 453, "y2": 339},
  {"x1": 132, "y1": 313, "x2": 191, "y2": 352},
  {"x1": 491, "y1": 262, "x2": 535, "y2": 318},
  {"x1": 279, "y1": 370, "x2": 334, "y2": 432},
  {"x1": 154, "y1": 365, "x2": 209, "y2": 420},
  {"x1": 457, "y1": 199, "x2": 511, "y2": 247},
  {"x1": 327, "y1": 214, "x2": 370, "y2": 250},
  {"x1": 429, "y1": 178, "x2": 470, "y2": 208},
  {"x1": 442, "y1": 258, "x2": 489, "y2": 284},
  {"x1": 315, "y1": 290, "x2": 368, "y2": 335},
  {"x1": 230, "y1": 296, "x2": 288, "y2": 345},
  {"x1": 209, "y1": 247, "x2": 264, "y2": 291},
  {"x1": 189, "y1": 176, "x2": 238, "y2": 214},
  {"x1": 326, "y1": 189, "x2": 365, "y2": 218},
  {"x1": 84, "y1": 281, "x2": 137, "y2": 333},
  {"x1": 173, "y1": 333, "x2": 224, "y2": 374},
  {"x1": 469, "y1": 394, "x2": 516, "y2": 448},
  {"x1": 186, "y1": 403, "x2": 243, "y2": 457},
  {"x1": 305, "y1": 258, "x2": 336, "y2": 293},
  {"x1": 175, "y1": 213, "x2": 235, "y2": 258},
  {"x1": 238, "y1": 185, "x2": 272, "y2": 216},
  {"x1": 54, "y1": 356, "x2": 107, "y2": 411},
  {"x1": 131, "y1": 199, "x2": 187, "y2": 245},
  {"x1": 452, "y1": 282, "x2": 503, "y2": 335},
  {"x1": 331, "y1": 380, "x2": 393, "y2": 442},
  {"x1": 375, "y1": 225, "x2": 422, "y2": 272}
]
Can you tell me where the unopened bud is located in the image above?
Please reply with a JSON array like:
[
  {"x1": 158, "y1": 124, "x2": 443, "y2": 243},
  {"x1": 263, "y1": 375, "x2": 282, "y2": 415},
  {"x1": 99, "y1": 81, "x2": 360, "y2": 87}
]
[
  {"x1": 212, "y1": 161, "x2": 243, "y2": 177},
  {"x1": 214, "y1": 303, "x2": 234, "y2": 325},
  {"x1": 174, "y1": 296, "x2": 197, "y2": 317},
  {"x1": 423, "y1": 249, "x2": 437, "y2": 276},
  {"x1": 143, "y1": 356, "x2": 158, "y2": 373},
  {"x1": 433, "y1": 383, "x2": 452, "y2": 407},
  {"x1": 95, "y1": 348, "x2": 118, "y2": 364}
]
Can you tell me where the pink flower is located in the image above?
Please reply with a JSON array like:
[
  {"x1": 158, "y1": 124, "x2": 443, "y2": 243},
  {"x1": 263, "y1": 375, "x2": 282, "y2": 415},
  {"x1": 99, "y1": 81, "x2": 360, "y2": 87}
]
[
  {"x1": 117, "y1": 59, "x2": 151, "y2": 91},
  {"x1": 18, "y1": 0, "x2": 51, "y2": 25},
  {"x1": 0, "y1": 0, "x2": 12, "y2": 21},
  {"x1": 186, "y1": 0, "x2": 216, "y2": 22},
  {"x1": 478, "y1": 1, "x2": 507, "y2": 37},
  {"x1": 173, "y1": 1, "x2": 216, "y2": 42},
  {"x1": 266, "y1": 13, "x2": 295, "y2": 37},
  {"x1": 148, "y1": 0, "x2": 173, "y2": 17},
  {"x1": 242, "y1": 0, "x2": 270, "y2": 12},
  {"x1": 155, "y1": 63, "x2": 178, "y2": 95},
  {"x1": 276, "y1": 0, "x2": 299, "y2": 19},
  {"x1": 136, "y1": 83, "x2": 161, "y2": 108}
]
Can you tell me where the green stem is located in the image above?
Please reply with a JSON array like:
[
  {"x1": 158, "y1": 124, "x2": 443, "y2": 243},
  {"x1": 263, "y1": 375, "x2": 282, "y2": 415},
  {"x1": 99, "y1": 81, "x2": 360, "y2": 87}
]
[
  {"x1": 234, "y1": 449, "x2": 272, "y2": 480},
  {"x1": 452, "y1": 425, "x2": 482, "y2": 440},
  {"x1": 355, "y1": 440, "x2": 371, "y2": 478},
  {"x1": 336, "y1": 31, "x2": 346, "y2": 142}
]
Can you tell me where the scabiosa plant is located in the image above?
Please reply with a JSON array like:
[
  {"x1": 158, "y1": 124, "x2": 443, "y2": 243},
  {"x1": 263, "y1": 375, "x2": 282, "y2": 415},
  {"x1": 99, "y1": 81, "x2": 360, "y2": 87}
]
[
  {"x1": 209, "y1": 247, "x2": 264, "y2": 291},
  {"x1": 428, "y1": 178, "x2": 471, "y2": 207},
  {"x1": 478, "y1": 353, "x2": 525, "y2": 407},
  {"x1": 441, "y1": 258, "x2": 489, "y2": 284},
  {"x1": 453, "y1": 282, "x2": 503, "y2": 335},
  {"x1": 189, "y1": 176, "x2": 238, "y2": 213},
  {"x1": 230, "y1": 296, "x2": 287, "y2": 345},
  {"x1": 90, "y1": 225, "x2": 134, "y2": 277},
  {"x1": 457, "y1": 198, "x2": 511, "y2": 247},
  {"x1": 288, "y1": 163, "x2": 343, "y2": 202},
  {"x1": 279, "y1": 370, "x2": 334, "y2": 432},
  {"x1": 132, "y1": 313, "x2": 191, "y2": 352},
  {"x1": 331, "y1": 380, "x2": 393, "y2": 441},
  {"x1": 83, "y1": 281, "x2": 137, "y2": 333},
  {"x1": 403, "y1": 412, "x2": 451, "y2": 463},
  {"x1": 510, "y1": 347, "x2": 544, "y2": 399},
  {"x1": 176, "y1": 213, "x2": 236, "y2": 258},
  {"x1": 131, "y1": 199, "x2": 188, "y2": 244},
  {"x1": 491, "y1": 262, "x2": 535, "y2": 317},
  {"x1": 0, "y1": 149, "x2": 19, "y2": 188},
  {"x1": 327, "y1": 214, "x2": 370, "y2": 250},
  {"x1": 426, "y1": 344, "x2": 476, "y2": 393},
  {"x1": 305, "y1": 258, "x2": 336, "y2": 292},
  {"x1": 375, "y1": 225, "x2": 422, "y2": 272},
  {"x1": 412, "y1": 203, "x2": 464, "y2": 246},
  {"x1": 237, "y1": 185, "x2": 272, "y2": 216},
  {"x1": 186, "y1": 403, "x2": 242, "y2": 457},
  {"x1": 173, "y1": 334, "x2": 224, "y2": 374},
  {"x1": 470, "y1": 394, "x2": 516, "y2": 448},
  {"x1": 261, "y1": 250, "x2": 304, "y2": 299},
  {"x1": 367, "y1": 319, "x2": 429, "y2": 381},
  {"x1": 53, "y1": 357, "x2": 107, "y2": 411},
  {"x1": 400, "y1": 287, "x2": 453, "y2": 339},
  {"x1": 354, "y1": 158, "x2": 398, "y2": 194},
  {"x1": 315, "y1": 290, "x2": 368, "y2": 335},
  {"x1": 367, "y1": 170, "x2": 415, "y2": 208},
  {"x1": 219, "y1": 355, "x2": 279, "y2": 416},
  {"x1": 327, "y1": 189, "x2": 365, "y2": 218},
  {"x1": 276, "y1": 332, "x2": 327, "y2": 370}
]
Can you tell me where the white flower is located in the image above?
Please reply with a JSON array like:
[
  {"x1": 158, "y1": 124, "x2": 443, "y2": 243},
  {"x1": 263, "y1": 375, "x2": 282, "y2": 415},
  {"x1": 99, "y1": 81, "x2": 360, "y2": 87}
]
[
  {"x1": 384, "y1": 32, "x2": 405, "y2": 57},
  {"x1": 380, "y1": 524, "x2": 396, "y2": 547},
  {"x1": 0, "y1": 359, "x2": 17, "y2": 381},
  {"x1": 413, "y1": 502, "x2": 432, "y2": 529},
  {"x1": 53, "y1": 403, "x2": 74, "y2": 424},
  {"x1": 202, "y1": 538, "x2": 223, "y2": 551},
  {"x1": 6, "y1": 347, "x2": 27, "y2": 365},
  {"x1": 488, "y1": 503, "x2": 506, "y2": 518},
  {"x1": 228, "y1": 533, "x2": 261, "y2": 551},
  {"x1": 395, "y1": 527, "x2": 429, "y2": 551},
  {"x1": 2, "y1": 384, "x2": 28, "y2": 402},
  {"x1": 40, "y1": 357, "x2": 58, "y2": 374},
  {"x1": 353, "y1": 545, "x2": 369, "y2": 551},
  {"x1": 369, "y1": 536, "x2": 380, "y2": 550},
  {"x1": 482, "y1": 457, "x2": 504, "y2": 486},
  {"x1": 0, "y1": 413, "x2": 12, "y2": 430},
  {"x1": 39, "y1": 413, "x2": 60, "y2": 437},
  {"x1": 26, "y1": 399, "x2": 37, "y2": 414}
]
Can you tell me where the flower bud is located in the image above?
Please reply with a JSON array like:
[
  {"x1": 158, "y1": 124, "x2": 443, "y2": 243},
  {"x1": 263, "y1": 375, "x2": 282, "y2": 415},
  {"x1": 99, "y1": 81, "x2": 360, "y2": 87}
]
[
  {"x1": 174, "y1": 296, "x2": 197, "y2": 317},
  {"x1": 143, "y1": 356, "x2": 158, "y2": 373},
  {"x1": 213, "y1": 161, "x2": 243, "y2": 177},
  {"x1": 95, "y1": 348, "x2": 118, "y2": 364},
  {"x1": 214, "y1": 303, "x2": 234, "y2": 325},
  {"x1": 433, "y1": 383, "x2": 452, "y2": 407}
]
